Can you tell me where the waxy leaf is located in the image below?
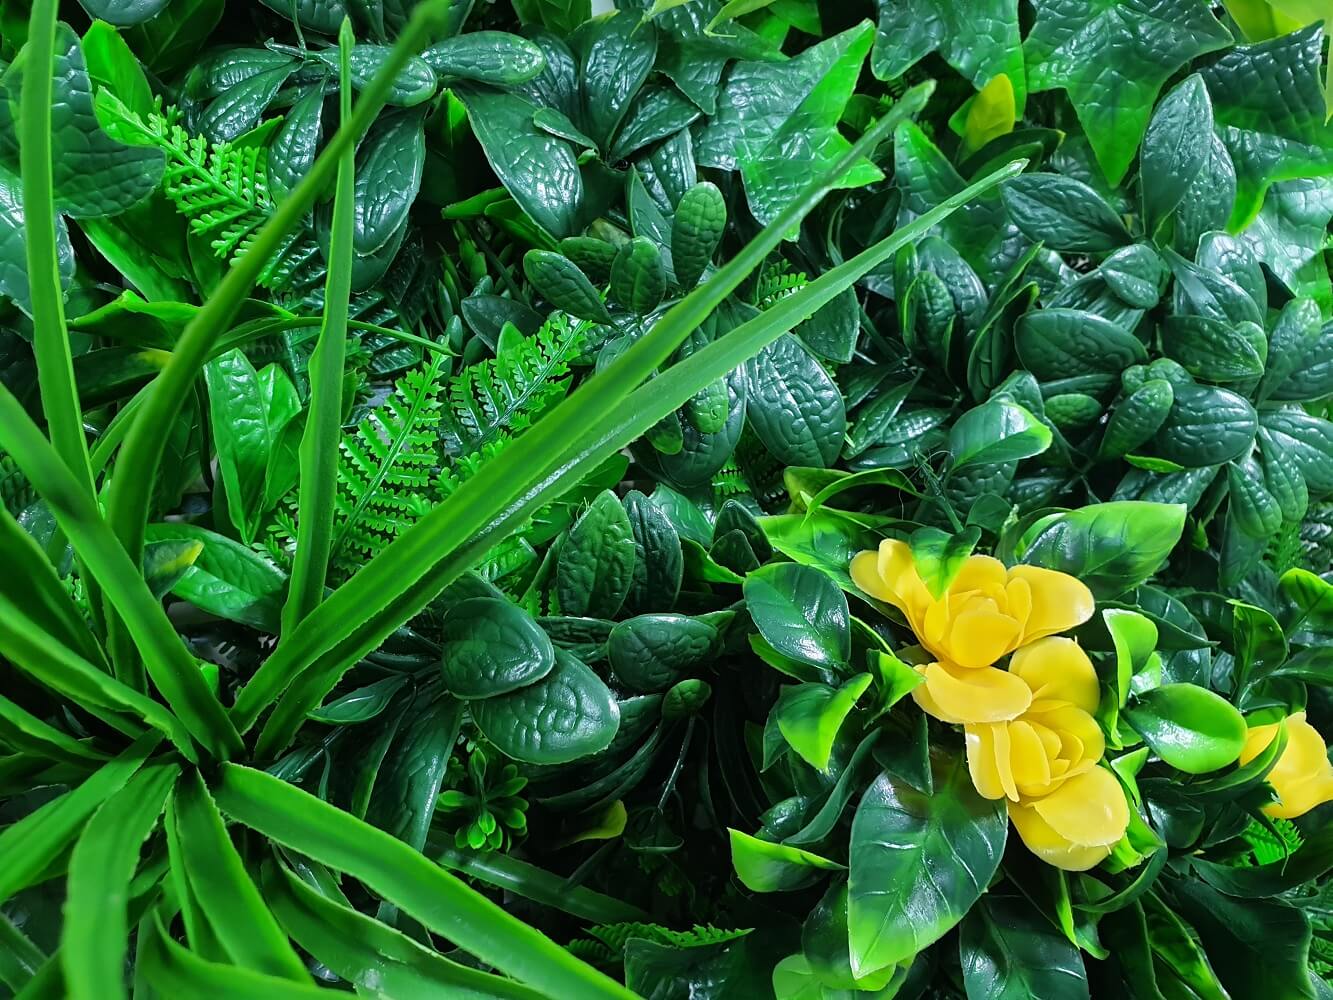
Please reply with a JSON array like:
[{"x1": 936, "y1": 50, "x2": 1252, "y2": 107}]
[
  {"x1": 1125, "y1": 683, "x2": 1247, "y2": 773},
  {"x1": 744, "y1": 563, "x2": 850, "y2": 670},
  {"x1": 470, "y1": 650, "x2": 620, "y2": 764},
  {"x1": 697, "y1": 23, "x2": 882, "y2": 225},
  {"x1": 557, "y1": 491, "x2": 636, "y2": 618},
  {"x1": 960, "y1": 894, "x2": 1090, "y2": 1000},
  {"x1": 1019, "y1": 502, "x2": 1186, "y2": 598},
  {"x1": 728, "y1": 828, "x2": 844, "y2": 892},
  {"x1": 441, "y1": 598, "x2": 556, "y2": 699},
  {"x1": 0, "y1": 24, "x2": 163, "y2": 217},
  {"x1": 774, "y1": 673, "x2": 872, "y2": 772},
  {"x1": 1025, "y1": 0, "x2": 1231, "y2": 185},
  {"x1": 848, "y1": 756, "x2": 1007, "y2": 974}
]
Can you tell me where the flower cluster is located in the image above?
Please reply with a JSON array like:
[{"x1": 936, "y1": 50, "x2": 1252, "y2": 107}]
[{"x1": 852, "y1": 539, "x2": 1128, "y2": 871}]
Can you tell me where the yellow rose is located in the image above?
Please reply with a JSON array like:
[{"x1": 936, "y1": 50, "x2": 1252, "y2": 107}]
[
  {"x1": 1008, "y1": 766, "x2": 1130, "y2": 872},
  {"x1": 850, "y1": 540, "x2": 1095, "y2": 670},
  {"x1": 1238, "y1": 711, "x2": 1333, "y2": 819},
  {"x1": 963, "y1": 638, "x2": 1104, "y2": 801}
]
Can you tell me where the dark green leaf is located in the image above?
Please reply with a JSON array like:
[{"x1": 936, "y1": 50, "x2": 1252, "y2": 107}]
[
  {"x1": 960, "y1": 894, "x2": 1089, "y2": 1000},
  {"x1": 557, "y1": 490, "x2": 636, "y2": 618},
  {"x1": 470, "y1": 650, "x2": 619, "y2": 764},
  {"x1": 1002, "y1": 173, "x2": 1130, "y2": 251},
  {"x1": 745, "y1": 334, "x2": 846, "y2": 468},
  {"x1": 1025, "y1": 0, "x2": 1230, "y2": 185},
  {"x1": 1140, "y1": 74, "x2": 1212, "y2": 233},
  {"x1": 1018, "y1": 502, "x2": 1186, "y2": 598},
  {"x1": 441, "y1": 598, "x2": 556, "y2": 699}
]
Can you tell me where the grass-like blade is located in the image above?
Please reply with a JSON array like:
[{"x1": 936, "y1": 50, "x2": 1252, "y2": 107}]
[
  {"x1": 214, "y1": 764, "x2": 638, "y2": 1000},
  {"x1": 235, "y1": 83, "x2": 933, "y2": 742},
  {"x1": 62, "y1": 763, "x2": 179, "y2": 1000},
  {"x1": 138, "y1": 913, "x2": 329, "y2": 1000},
  {"x1": 0, "y1": 506, "x2": 106, "y2": 670},
  {"x1": 0, "y1": 913, "x2": 44, "y2": 994},
  {"x1": 0, "y1": 387, "x2": 240, "y2": 759},
  {"x1": 433, "y1": 845, "x2": 651, "y2": 924},
  {"x1": 281, "y1": 20, "x2": 357, "y2": 634},
  {"x1": 19, "y1": 0, "x2": 95, "y2": 497},
  {"x1": 0, "y1": 593, "x2": 193, "y2": 754},
  {"x1": 262, "y1": 862, "x2": 547, "y2": 1000},
  {"x1": 163, "y1": 792, "x2": 227, "y2": 963},
  {"x1": 170, "y1": 770, "x2": 311, "y2": 982},
  {"x1": 0, "y1": 732, "x2": 158, "y2": 905},
  {"x1": 0, "y1": 693, "x2": 108, "y2": 763}
]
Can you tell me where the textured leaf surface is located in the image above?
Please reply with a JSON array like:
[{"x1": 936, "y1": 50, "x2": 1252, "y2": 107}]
[
  {"x1": 1025, "y1": 0, "x2": 1230, "y2": 184},
  {"x1": 471, "y1": 650, "x2": 620, "y2": 764},
  {"x1": 0, "y1": 24, "x2": 163, "y2": 217}
]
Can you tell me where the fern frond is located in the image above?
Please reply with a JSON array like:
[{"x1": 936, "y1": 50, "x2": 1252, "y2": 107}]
[
  {"x1": 584, "y1": 922, "x2": 750, "y2": 954},
  {"x1": 325, "y1": 351, "x2": 449, "y2": 580},
  {"x1": 95, "y1": 92, "x2": 321, "y2": 293},
  {"x1": 439, "y1": 312, "x2": 590, "y2": 458},
  {"x1": 755, "y1": 262, "x2": 808, "y2": 310},
  {"x1": 564, "y1": 939, "x2": 617, "y2": 965}
]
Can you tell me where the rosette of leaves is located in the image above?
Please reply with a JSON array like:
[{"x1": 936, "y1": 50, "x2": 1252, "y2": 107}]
[{"x1": 437, "y1": 744, "x2": 531, "y2": 851}]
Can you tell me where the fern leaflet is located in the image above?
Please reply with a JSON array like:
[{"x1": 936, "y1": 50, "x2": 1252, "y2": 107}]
[
  {"x1": 439, "y1": 312, "x2": 590, "y2": 457},
  {"x1": 94, "y1": 92, "x2": 321, "y2": 292},
  {"x1": 326, "y1": 351, "x2": 449, "y2": 580}
]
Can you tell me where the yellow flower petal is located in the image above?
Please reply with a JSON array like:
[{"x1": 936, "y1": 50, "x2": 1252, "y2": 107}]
[
  {"x1": 1254, "y1": 713, "x2": 1333, "y2": 819},
  {"x1": 1008, "y1": 565, "x2": 1096, "y2": 642},
  {"x1": 1009, "y1": 801, "x2": 1115, "y2": 872},
  {"x1": 851, "y1": 550, "x2": 896, "y2": 603},
  {"x1": 1267, "y1": 772, "x2": 1333, "y2": 819},
  {"x1": 1238, "y1": 718, "x2": 1281, "y2": 766},
  {"x1": 1031, "y1": 767, "x2": 1129, "y2": 849},
  {"x1": 1010, "y1": 637, "x2": 1100, "y2": 713},
  {"x1": 965, "y1": 724, "x2": 1008, "y2": 800},
  {"x1": 1009, "y1": 720, "x2": 1053, "y2": 796},
  {"x1": 880, "y1": 538, "x2": 930, "y2": 619},
  {"x1": 953, "y1": 555, "x2": 1008, "y2": 595},
  {"x1": 1004, "y1": 576, "x2": 1033, "y2": 632},
  {"x1": 1239, "y1": 713, "x2": 1333, "y2": 818},
  {"x1": 916, "y1": 660, "x2": 1032, "y2": 724},
  {"x1": 944, "y1": 604, "x2": 1023, "y2": 668},
  {"x1": 910, "y1": 675, "x2": 964, "y2": 725},
  {"x1": 1036, "y1": 704, "x2": 1105, "y2": 765}
]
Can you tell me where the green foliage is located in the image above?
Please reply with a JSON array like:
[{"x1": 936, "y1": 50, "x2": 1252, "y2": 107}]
[
  {"x1": 1, "y1": 1, "x2": 1333, "y2": 998},
  {"x1": 96, "y1": 95, "x2": 322, "y2": 292}
]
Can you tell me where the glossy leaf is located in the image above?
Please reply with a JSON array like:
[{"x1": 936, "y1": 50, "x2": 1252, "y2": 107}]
[
  {"x1": 470, "y1": 650, "x2": 619, "y2": 764},
  {"x1": 774, "y1": 673, "x2": 872, "y2": 772},
  {"x1": 1124, "y1": 683, "x2": 1247, "y2": 773},
  {"x1": 745, "y1": 563, "x2": 851, "y2": 670},
  {"x1": 442, "y1": 598, "x2": 556, "y2": 699},
  {"x1": 848, "y1": 756, "x2": 1007, "y2": 975}
]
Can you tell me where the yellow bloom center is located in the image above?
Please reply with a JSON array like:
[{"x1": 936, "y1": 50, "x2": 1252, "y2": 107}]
[{"x1": 963, "y1": 639, "x2": 1105, "y2": 802}]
